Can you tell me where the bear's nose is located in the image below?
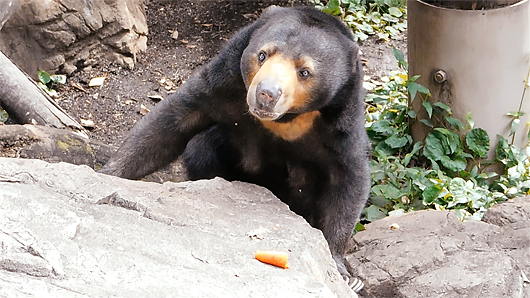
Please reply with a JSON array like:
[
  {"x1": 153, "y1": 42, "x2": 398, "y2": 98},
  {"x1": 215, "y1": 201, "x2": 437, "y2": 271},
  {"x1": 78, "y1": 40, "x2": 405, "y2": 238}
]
[{"x1": 255, "y1": 79, "x2": 282, "y2": 111}]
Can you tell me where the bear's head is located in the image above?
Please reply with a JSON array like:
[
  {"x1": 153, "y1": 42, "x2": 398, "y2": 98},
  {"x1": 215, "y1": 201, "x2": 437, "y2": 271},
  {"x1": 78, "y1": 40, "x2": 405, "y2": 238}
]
[{"x1": 241, "y1": 7, "x2": 361, "y2": 123}]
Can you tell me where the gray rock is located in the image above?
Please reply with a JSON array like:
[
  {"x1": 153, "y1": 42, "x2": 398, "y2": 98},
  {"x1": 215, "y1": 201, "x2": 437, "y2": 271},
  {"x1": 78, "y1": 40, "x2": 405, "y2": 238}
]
[
  {"x1": 349, "y1": 199, "x2": 530, "y2": 298},
  {"x1": 0, "y1": 157, "x2": 355, "y2": 298},
  {"x1": 0, "y1": 0, "x2": 147, "y2": 75}
]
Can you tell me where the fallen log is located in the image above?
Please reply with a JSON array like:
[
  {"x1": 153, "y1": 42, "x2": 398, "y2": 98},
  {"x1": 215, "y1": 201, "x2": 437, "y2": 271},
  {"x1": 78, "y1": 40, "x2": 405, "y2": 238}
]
[
  {"x1": 0, "y1": 124, "x2": 113, "y2": 169},
  {"x1": 0, "y1": 51, "x2": 83, "y2": 130}
]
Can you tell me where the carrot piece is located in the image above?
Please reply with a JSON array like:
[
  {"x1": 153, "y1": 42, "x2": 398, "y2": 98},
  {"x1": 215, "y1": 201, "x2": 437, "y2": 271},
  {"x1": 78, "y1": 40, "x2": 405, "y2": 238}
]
[{"x1": 255, "y1": 250, "x2": 289, "y2": 269}]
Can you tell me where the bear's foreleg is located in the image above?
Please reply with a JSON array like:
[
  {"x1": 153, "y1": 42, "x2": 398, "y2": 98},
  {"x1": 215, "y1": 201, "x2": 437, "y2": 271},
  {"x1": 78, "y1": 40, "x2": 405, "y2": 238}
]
[{"x1": 100, "y1": 78, "x2": 212, "y2": 179}]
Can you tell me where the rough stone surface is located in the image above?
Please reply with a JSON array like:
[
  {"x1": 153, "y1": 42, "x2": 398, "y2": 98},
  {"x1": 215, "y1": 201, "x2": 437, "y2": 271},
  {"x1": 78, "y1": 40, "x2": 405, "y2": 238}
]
[
  {"x1": 349, "y1": 199, "x2": 530, "y2": 298},
  {"x1": 3, "y1": 157, "x2": 530, "y2": 298},
  {"x1": 0, "y1": 124, "x2": 188, "y2": 183},
  {"x1": 0, "y1": 0, "x2": 147, "y2": 75},
  {"x1": 0, "y1": 157, "x2": 355, "y2": 298}
]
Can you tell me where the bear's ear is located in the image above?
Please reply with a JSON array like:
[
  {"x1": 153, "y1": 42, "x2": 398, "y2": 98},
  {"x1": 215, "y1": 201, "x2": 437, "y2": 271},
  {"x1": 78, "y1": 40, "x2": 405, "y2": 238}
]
[{"x1": 261, "y1": 5, "x2": 283, "y2": 17}]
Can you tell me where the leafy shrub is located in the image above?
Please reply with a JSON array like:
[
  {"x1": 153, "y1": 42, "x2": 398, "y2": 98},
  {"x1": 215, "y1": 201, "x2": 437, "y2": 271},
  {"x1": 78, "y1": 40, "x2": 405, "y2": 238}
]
[
  {"x1": 363, "y1": 47, "x2": 530, "y2": 223},
  {"x1": 37, "y1": 70, "x2": 66, "y2": 98},
  {"x1": 0, "y1": 108, "x2": 8, "y2": 123},
  {"x1": 311, "y1": 0, "x2": 407, "y2": 41}
]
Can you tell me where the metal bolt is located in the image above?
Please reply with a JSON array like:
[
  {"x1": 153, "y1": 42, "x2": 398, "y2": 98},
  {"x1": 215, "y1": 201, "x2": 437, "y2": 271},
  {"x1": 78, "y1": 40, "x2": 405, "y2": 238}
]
[{"x1": 434, "y1": 70, "x2": 447, "y2": 83}]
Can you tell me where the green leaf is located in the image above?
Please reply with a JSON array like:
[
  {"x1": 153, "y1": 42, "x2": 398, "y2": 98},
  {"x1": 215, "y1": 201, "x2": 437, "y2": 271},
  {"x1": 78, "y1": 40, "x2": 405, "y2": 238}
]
[
  {"x1": 510, "y1": 118, "x2": 520, "y2": 137},
  {"x1": 409, "y1": 75, "x2": 420, "y2": 82},
  {"x1": 466, "y1": 111, "x2": 474, "y2": 129},
  {"x1": 45, "y1": 88, "x2": 58, "y2": 97},
  {"x1": 38, "y1": 70, "x2": 51, "y2": 84},
  {"x1": 369, "y1": 194, "x2": 391, "y2": 208},
  {"x1": 36, "y1": 81, "x2": 48, "y2": 91},
  {"x1": 423, "y1": 184, "x2": 443, "y2": 204},
  {"x1": 423, "y1": 101, "x2": 433, "y2": 118},
  {"x1": 370, "y1": 120, "x2": 395, "y2": 135},
  {"x1": 409, "y1": 82, "x2": 431, "y2": 99},
  {"x1": 365, "y1": 205, "x2": 387, "y2": 222},
  {"x1": 374, "y1": 142, "x2": 396, "y2": 158},
  {"x1": 50, "y1": 74, "x2": 66, "y2": 84},
  {"x1": 355, "y1": 30, "x2": 369, "y2": 41},
  {"x1": 470, "y1": 165, "x2": 478, "y2": 177},
  {"x1": 477, "y1": 172, "x2": 498, "y2": 180},
  {"x1": 388, "y1": 209, "x2": 405, "y2": 216},
  {"x1": 423, "y1": 133, "x2": 444, "y2": 161},
  {"x1": 322, "y1": 0, "x2": 342, "y2": 15},
  {"x1": 466, "y1": 128, "x2": 490, "y2": 158},
  {"x1": 355, "y1": 222, "x2": 365, "y2": 232},
  {"x1": 420, "y1": 119, "x2": 433, "y2": 128},
  {"x1": 434, "y1": 128, "x2": 460, "y2": 154},
  {"x1": 433, "y1": 102, "x2": 452, "y2": 114},
  {"x1": 392, "y1": 46, "x2": 405, "y2": 64},
  {"x1": 372, "y1": 184, "x2": 401, "y2": 200},
  {"x1": 0, "y1": 109, "x2": 8, "y2": 123},
  {"x1": 408, "y1": 82, "x2": 419, "y2": 101},
  {"x1": 440, "y1": 156, "x2": 467, "y2": 172},
  {"x1": 407, "y1": 109, "x2": 417, "y2": 119},
  {"x1": 381, "y1": 13, "x2": 399, "y2": 23},
  {"x1": 417, "y1": 83, "x2": 431, "y2": 96},
  {"x1": 430, "y1": 159, "x2": 440, "y2": 171},
  {"x1": 385, "y1": 134, "x2": 409, "y2": 149},
  {"x1": 388, "y1": 7, "x2": 403, "y2": 17},
  {"x1": 506, "y1": 111, "x2": 526, "y2": 118},
  {"x1": 403, "y1": 141, "x2": 423, "y2": 166},
  {"x1": 460, "y1": 152, "x2": 473, "y2": 159},
  {"x1": 495, "y1": 135, "x2": 510, "y2": 162},
  {"x1": 446, "y1": 117, "x2": 464, "y2": 131}
]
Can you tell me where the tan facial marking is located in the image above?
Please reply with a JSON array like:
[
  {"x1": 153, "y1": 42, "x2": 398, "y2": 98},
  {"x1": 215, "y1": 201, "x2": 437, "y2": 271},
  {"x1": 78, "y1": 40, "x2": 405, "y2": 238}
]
[
  {"x1": 261, "y1": 111, "x2": 320, "y2": 141},
  {"x1": 251, "y1": 54, "x2": 298, "y2": 105},
  {"x1": 245, "y1": 55, "x2": 260, "y2": 88},
  {"x1": 245, "y1": 44, "x2": 277, "y2": 87},
  {"x1": 291, "y1": 57, "x2": 314, "y2": 109},
  {"x1": 247, "y1": 53, "x2": 316, "y2": 120}
]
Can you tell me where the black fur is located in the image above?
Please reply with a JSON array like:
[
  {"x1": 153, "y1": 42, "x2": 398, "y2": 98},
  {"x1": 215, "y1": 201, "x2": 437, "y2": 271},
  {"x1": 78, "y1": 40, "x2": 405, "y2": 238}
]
[{"x1": 101, "y1": 6, "x2": 370, "y2": 282}]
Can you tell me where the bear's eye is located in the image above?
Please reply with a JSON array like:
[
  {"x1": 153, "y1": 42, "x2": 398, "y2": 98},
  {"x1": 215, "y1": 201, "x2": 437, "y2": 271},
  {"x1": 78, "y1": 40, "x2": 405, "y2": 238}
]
[
  {"x1": 299, "y1": 69, "x2": 311, "y2": 78},
  {"x1": 258, "y1": 51, "x2": 267, "y2": 63}
]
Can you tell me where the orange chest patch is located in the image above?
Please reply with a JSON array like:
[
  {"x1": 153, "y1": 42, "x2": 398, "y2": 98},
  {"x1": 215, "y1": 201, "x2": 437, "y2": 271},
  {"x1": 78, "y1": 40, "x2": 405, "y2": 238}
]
[{"x1": 260, "y1": 111, "x2": 320, "y2": 141}]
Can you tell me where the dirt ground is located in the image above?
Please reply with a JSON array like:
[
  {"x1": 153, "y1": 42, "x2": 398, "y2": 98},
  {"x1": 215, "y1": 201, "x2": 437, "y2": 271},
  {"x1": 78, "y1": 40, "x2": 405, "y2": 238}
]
[{"x1": 56, "y1": 0, "x2": 407, "y2": 148}]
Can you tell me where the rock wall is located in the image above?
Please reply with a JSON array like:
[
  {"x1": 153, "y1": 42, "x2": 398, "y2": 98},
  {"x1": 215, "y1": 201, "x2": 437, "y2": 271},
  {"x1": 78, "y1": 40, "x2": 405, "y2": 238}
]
[{"x1": 0, "y1": 0, "x2": 148, "y2": 76}]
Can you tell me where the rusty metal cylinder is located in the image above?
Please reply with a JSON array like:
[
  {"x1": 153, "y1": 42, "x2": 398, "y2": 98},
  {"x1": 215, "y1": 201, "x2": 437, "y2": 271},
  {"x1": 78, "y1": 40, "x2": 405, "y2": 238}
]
[{"x1": 408, "y1": 0, "x2": 530, "y2": 155}]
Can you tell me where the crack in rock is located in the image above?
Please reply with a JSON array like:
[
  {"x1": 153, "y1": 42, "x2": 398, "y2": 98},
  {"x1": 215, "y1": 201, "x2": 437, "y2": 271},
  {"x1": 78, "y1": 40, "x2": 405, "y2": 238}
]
[
  {"x1": 96, "y1": 191, "x2": 178, "y2": 226},
  {"x1": 0, "y1": 229, "x2": 65, "y2": 278}
]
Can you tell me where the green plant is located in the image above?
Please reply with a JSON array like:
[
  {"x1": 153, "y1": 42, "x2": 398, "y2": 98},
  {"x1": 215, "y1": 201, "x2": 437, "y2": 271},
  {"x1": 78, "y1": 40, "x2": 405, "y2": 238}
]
[
  {"x1": 37, "y1": 70, "x2": 66, "y2": 98},
  {"x1": 311, "y1": 0, "x2": 407, "y2": 41},
  {"x1": 0, "y1": 108, "x2": 8, "y2": 123},
  {"x1": 364, "y1": 47, "x2": 530, "y2": 223}
]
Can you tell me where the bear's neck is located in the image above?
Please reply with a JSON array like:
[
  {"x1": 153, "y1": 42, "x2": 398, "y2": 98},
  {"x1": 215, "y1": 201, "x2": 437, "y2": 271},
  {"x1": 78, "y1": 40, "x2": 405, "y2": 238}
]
[{"x1": 260, "y1": 111, "x2": 320, "y2": 141}]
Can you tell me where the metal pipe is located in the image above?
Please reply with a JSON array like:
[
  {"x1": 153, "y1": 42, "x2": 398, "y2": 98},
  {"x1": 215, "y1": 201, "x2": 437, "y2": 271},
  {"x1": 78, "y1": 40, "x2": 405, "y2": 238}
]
[{"x1": 408, "y1": 0, "x2": 530, "y2": 156}]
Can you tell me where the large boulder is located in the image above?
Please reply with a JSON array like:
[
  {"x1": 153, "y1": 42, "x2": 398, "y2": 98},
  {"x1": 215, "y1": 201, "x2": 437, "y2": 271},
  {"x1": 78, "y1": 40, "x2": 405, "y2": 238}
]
[
  {"x1": 0, "y1": 0, "x2": 148, "y2": 75},
  {"x1": 0, "y1": 157, "x2": 355, "y2": 298},
  {"x1": 349, "y1": 197, "x2": 530, "y2": 297},
  {"x1": 3, "y1": 156, "x2": 529, "y2": 298}
]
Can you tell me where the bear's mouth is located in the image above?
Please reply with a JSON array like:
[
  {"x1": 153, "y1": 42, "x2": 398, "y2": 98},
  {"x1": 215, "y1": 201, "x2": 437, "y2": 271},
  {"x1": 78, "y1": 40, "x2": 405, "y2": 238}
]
[{"x1": 249, "y1": 108, "x2": 283, "y2": 121}]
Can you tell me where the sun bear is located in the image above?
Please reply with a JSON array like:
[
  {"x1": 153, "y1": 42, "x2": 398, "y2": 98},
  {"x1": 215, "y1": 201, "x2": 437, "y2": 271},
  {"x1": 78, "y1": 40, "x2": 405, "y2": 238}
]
[{"x1": 101, "y1": 6, "x2": 370, "y2": 291}]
